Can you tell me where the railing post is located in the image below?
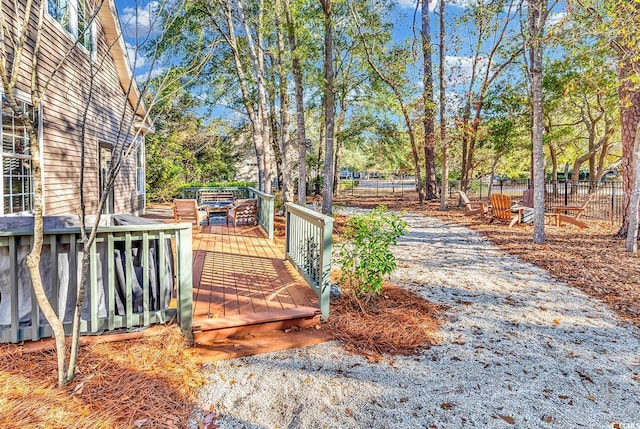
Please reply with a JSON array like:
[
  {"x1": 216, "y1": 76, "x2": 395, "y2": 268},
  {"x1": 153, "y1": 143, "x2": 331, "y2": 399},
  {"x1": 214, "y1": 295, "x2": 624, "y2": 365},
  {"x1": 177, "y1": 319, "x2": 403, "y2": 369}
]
[
  {"x1": 176, "y1": 226, "x2": 193, "y2": 340},
  {"x1": 319, "y1": 216, "x2": 333, "y2": 320}
]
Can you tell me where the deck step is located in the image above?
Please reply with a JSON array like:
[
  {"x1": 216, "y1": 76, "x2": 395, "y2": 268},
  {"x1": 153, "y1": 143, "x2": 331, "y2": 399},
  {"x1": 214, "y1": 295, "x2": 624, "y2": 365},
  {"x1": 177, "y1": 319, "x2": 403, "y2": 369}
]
[
  {"x1": 195, "y1": 327, "x2": 333, "y2": 362},
  {"x1": 193, "y1": 306, "x2": 321, "y2": 343}
]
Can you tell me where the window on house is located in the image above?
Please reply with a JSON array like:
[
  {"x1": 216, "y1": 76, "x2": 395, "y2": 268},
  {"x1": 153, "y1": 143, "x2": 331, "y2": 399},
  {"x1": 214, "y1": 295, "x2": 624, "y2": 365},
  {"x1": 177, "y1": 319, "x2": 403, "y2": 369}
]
[
  {"x1": 48, "y1": 0, "x2": 95, "y2": 54},
  {"x1": 77, "y1": 0, "x2": 93, "y2": 51},
  {"x1": 48, "y1": 0, "x2": 71, "y2": 32},
  {"x1": 136, "y1": 141, "x2": 144, "y2": 195},
  {"x1": 1, "y1": 97, "x2": 37, "y2": 215}
]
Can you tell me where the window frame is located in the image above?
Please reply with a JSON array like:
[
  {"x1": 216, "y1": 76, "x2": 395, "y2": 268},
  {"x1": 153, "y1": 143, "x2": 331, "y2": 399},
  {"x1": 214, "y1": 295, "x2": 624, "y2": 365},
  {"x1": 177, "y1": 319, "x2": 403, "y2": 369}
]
[
  {"x1": 0, "y1": 90, "x2": 44, "y2": 217},
  {"x1": 46, "y1": 0, "x2": 96, "y2": 57}
]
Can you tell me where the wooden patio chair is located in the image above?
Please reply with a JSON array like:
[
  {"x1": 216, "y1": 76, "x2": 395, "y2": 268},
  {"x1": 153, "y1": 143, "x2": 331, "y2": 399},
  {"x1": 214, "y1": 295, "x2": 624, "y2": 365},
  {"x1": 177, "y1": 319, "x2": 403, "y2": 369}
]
[
  {"x1": 489, "y1": 193, "x2": 521, "y2": 228},
  {"x1": 226, "y1": 199, "x2": 258, "y2": 227},
  {"x1": 552, "y1": 193, "x2": 593, "y2": 229},
  {"x1": 173, "y1": 199, "x2": 208, "y2": 228},
  {"x1": 458, "y1": 190, "x2": 489, "y2": 216}
]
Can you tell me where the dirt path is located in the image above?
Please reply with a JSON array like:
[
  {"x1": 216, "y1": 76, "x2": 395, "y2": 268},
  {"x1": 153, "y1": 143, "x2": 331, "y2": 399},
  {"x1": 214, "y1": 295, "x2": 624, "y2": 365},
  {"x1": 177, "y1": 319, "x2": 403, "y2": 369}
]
[{"x1": 193, "y1": 211, "x2": 640, "y2": 428}]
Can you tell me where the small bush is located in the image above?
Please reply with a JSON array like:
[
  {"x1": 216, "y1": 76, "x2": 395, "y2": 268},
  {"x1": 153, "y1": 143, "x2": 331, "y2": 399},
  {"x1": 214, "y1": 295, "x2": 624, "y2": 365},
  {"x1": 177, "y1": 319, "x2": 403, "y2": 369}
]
[{"x1": 336, "y1": 206, "x2": 408, "y2": 300}]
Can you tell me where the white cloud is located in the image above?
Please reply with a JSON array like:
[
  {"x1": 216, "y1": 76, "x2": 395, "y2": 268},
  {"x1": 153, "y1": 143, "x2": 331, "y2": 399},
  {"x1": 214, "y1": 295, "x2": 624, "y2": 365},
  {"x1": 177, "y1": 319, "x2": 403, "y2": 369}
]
[
  {"x1": 126, "y1": 42, "x2": 146, "y2": 69},
  {"x1": 395, "y1": 0, "x2": 475, "y2": 10},
  {"x1": 120, "y1": 1, "x2": 159, "y2": 38},
  {"x1": 547, "y1": 12, "x2": 567, "y2": 26},
  {"x1": 444, "y1": 55, "x2": 488, "y2": 86},
  {"x1": 135, "y1": 66, "x2": 167, "y2": 83}
]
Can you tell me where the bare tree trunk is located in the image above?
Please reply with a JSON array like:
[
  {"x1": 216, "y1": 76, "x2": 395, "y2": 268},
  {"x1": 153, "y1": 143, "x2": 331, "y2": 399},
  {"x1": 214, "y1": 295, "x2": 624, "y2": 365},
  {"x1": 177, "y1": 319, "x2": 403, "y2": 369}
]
[
  {"x1": 216, "y1": 0, "x2": 266, "y2": 190},
  {"x1": 626, "y1": 123, "x2": 640, "y2": 252},
  {"x1": 439, "y1": 0, "x2": 448, "y2": 210},
  {"x1": 275, "y1": 0, "x2": 293, "y2": 203},
  {"x1": 0, "y1": 0, "x2": 69, "y2": 387},
  {"x1": 320, "y1": 0, "x2": 334, "y2": 215},
  {"x1": 283, "y1": 0, "x2": 308, "y2": 206},
  {"x1": 617, "y1": 59, "x2": 640, "y2": 237},
  {"x1": 422, "y1": 0, "x2": 437, "y2": 200},
  {"x1": 237, "y1": 0, "x2": 272, "y2": 193},
  {"x1": 529, "y1": 0, "x2": 546, "y2": 244}
]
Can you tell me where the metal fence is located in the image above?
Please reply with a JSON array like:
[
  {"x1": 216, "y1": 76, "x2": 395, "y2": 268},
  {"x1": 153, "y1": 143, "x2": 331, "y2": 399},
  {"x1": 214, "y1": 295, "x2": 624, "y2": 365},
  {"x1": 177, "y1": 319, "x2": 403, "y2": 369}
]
[
  {"x1": 0, "y1": 221, "x2": 193, "y2": 344},
  {"x1": 337, "y1": 177, "x2": 624, "y2": 225},
  {"x1": 337, "y1": 176, "x2": 418, "y2": 198},
  {"x1": 451, "y1": 179, "x2": 624, "y2": 225},
  {"x1": 284, "y1": 203, "x2": 333, "y2": 319}
]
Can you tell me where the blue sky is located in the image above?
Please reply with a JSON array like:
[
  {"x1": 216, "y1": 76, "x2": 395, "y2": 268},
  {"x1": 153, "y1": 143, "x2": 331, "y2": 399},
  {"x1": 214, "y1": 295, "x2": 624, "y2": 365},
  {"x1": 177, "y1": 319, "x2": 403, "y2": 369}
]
[{"x1": 113, "y1": 0, "x2": 566, "y2": 117}]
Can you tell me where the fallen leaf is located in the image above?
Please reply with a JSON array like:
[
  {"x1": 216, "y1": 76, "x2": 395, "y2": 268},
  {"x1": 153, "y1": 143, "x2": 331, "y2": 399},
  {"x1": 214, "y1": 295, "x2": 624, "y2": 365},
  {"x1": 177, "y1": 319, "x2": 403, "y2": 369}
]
[
  {"x1": 399, "y1": 397, "x2": 409, "y2": 403},
  {"x1": 134, "y1": 419, "x2": 148, "y2": 428},
  {"x1": 303, "y1": 377, "x2": 311, "y2": 383},
  {"x1": 586, "y1": 395, "x2": 596, "y2": 401},
  {"x1": 558, "y1": 395, "x2": 569, "y2": 399},
  {"x1": 577, "y1": 371, "x2": 594, "y2": 383},
  {"x1": 72, "y1": 382, "x2": 85, "y2": 396},
  {"x1": 498, "y1": 415, "x2": 515, "y2": 425},
  {"x1": 540, "y1": 307, "x2": 548, "y2": 311},
  {"x1": 553, "y1": 319, "x2": 560, "y2": 325},
  {"x1": 542, "y1": 415, "x2": 553, "y2": 423},
  {"x1": 440, "y1": 403, "x2": 453, "y2": 410}
]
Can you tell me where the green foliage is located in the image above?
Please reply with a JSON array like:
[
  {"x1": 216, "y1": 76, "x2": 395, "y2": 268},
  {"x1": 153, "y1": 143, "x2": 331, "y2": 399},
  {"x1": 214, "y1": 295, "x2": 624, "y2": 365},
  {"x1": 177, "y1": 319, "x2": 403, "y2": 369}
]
[
  {"x1": 273, "y1": 191, "x2": 285, "y2": 213},
  {"x1": 181, "y1": 181, "x2": 256, "y2": 189},
  {"x1": 145, "y1": 78, "x2": 240, "y2": 202},
  {"x1": 336, "y1": 206, "x2": 408, "y2": 299}
]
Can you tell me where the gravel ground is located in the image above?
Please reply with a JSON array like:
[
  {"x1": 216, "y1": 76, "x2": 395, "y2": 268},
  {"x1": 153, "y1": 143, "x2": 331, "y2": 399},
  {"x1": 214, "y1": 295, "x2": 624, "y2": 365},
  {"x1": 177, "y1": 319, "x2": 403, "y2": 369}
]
[{"x1": 194, "y1": 212, "x2": 640, "y2": 428}]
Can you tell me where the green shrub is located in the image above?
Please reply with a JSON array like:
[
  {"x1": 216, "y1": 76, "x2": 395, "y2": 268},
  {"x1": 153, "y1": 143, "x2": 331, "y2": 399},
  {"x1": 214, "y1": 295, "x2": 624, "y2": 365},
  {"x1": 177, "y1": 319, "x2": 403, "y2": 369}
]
[
  {"x1": 273, "y1": 191, "x2": 285, "y2": 213},
  {"x1": 336, "y1": 206, "x2": 408, "y2": 300}
]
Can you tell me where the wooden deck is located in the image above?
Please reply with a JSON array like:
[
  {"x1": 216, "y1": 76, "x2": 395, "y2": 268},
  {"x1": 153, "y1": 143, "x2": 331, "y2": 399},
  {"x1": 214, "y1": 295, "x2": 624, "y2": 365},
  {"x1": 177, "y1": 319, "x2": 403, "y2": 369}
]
[{"x1": 192, "y1": 219, "x2": 320, "y2": 326}]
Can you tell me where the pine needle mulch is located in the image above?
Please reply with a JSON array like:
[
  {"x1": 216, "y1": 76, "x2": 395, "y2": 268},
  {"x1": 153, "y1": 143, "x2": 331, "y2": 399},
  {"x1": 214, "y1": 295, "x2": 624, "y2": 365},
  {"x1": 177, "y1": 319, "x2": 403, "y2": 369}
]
[
  {"x1": 335, "y1": 194, "x2": 640, "y2": 328},
  {"x1": 0, "y1": 326, "x2": 204, "y2": 429},
  {"x1": 325, "y1": 282, "x2": 443, "y2": 357}
]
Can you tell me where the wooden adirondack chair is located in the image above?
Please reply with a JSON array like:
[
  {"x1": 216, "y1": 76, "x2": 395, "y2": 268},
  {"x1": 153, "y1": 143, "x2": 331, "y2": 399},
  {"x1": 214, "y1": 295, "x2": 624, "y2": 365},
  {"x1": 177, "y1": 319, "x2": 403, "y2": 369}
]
[
  {"x1": 173, "y1": 199, "x2": 208, "y2": 229},
  {"x1": 521, "y1": 189, "x2": 560, "y2": 226},
  {"x1": 552, "y1": 193, "x2": 593, "y2": 228},
  {"x1": 226, "y1": 199, "x2": 258, "y2": 227},
  {"x1": 458, "y1": 190, "x2": 489, "y2": 216},
  {"x1": 489, "y1": 193, "x2": 522, "y2": 228}
]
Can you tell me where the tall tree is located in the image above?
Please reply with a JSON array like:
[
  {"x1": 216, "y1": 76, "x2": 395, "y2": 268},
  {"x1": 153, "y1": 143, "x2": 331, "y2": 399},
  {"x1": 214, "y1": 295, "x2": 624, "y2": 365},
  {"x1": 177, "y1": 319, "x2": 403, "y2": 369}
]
[
  {"x1": 422, "y1": 0, "x2": 437, "y2": 200},
  {"x1": 457, "y1": 0, "x2": 522, "y2": 192},
  {"x1": 320, "y1": 0, "x2": 335, "y2": 215},
  {"x1": 417, "y1": 0, "x2": 437, "y2": 199},
  {"x1": 528, "y1": 0, "x2": 548, "y2": 244},
  {"x1": 439, "y1": 0, "x2": 448, "y2": 209},
  {"x1": 283, "y1": 0, "x2": 309, "y2": 206},
  {"x1": 350, "y1": 4, "x2": 425, "y2": 204},
  {"x1": 571, "y1": 0, "x2": 640, "y2": 239}
]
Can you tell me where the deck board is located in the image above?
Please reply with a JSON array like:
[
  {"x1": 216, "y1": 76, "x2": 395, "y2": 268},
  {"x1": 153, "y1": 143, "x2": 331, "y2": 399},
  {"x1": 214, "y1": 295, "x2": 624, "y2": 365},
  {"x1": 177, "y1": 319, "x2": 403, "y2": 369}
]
[{"x1": 191, "y1": 219, "x2": 319, "y2": 330}]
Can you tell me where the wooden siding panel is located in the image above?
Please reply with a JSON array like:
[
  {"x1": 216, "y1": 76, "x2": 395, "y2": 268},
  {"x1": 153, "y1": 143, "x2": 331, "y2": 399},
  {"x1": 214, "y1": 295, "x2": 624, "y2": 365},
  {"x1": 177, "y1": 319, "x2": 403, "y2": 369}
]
[{"x1": 1, "y1": 0, "x2": 144, "y2": 216}]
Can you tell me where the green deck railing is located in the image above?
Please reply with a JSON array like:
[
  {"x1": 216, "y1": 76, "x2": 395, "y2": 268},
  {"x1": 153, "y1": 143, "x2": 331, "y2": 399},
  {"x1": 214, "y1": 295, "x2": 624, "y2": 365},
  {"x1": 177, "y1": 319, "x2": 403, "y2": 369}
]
[
  {"x1": 284, "y1": 203, "x2": 333, "y2": 319},
  {"x1": 182, "y1": 186, "x2": 274, "y2": 240},
  {"x1": 0, "y1": 223, "x2": 193, "y2": 343}
]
